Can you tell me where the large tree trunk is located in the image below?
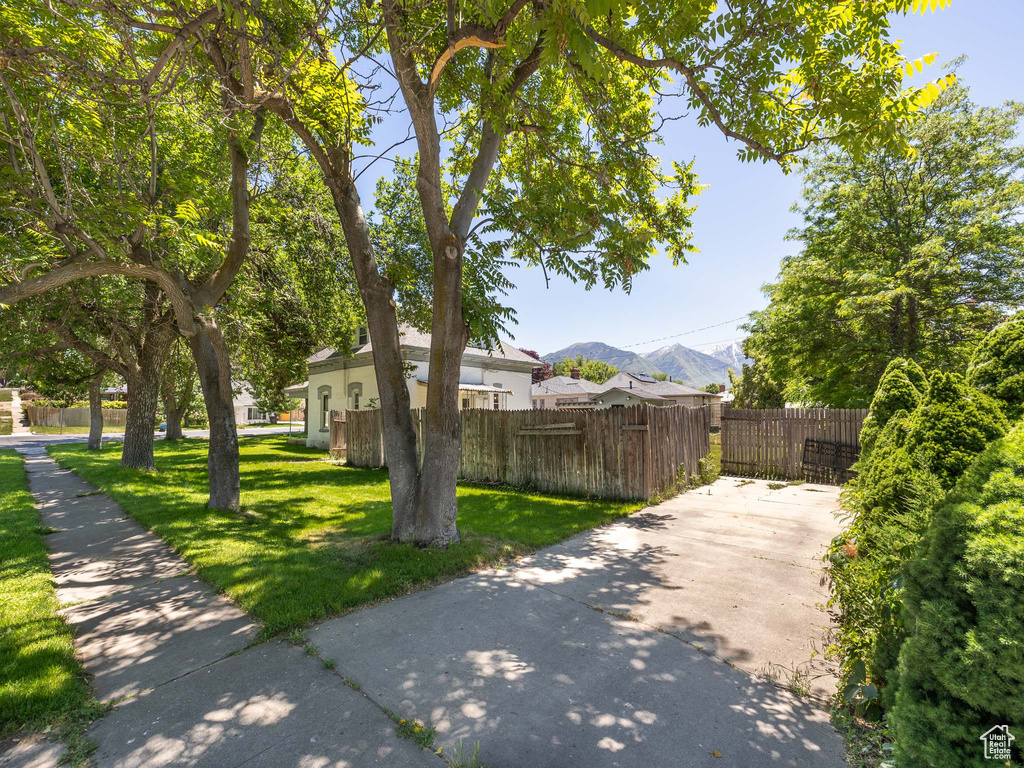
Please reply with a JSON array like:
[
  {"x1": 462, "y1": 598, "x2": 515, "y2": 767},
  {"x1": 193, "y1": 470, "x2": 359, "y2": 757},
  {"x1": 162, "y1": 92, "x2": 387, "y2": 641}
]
[
  {"x1": 121, "y1": 322, "x2": 174, "y2": 470},
  {"x1": 87, "y1": 376, "x2": 103, "y2": 451},
  {"x1": 328, "y1": 179, "x2": 422, "y2": 540},
  {"x1": 161, "y1": 364, "x2": 192, "y2": 441},
  {"x1": 122, "y1": 369, "x2": 160, "y2": 469},
  {"x1": 412, "y1": 243, "x2": 467, "y2": 547},
  {"x1": 164, "y1": 399, "x2": 184, "y2": 440},
  {"x1": 189, "y1": 322, "x2": 240, "y2": 511}
]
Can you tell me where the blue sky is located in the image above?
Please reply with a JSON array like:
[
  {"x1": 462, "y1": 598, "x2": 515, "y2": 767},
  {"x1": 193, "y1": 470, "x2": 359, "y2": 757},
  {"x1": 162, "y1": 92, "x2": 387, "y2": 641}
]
[{"x1": 354, "y1": 2, "x2": 1023, "y2": 357}]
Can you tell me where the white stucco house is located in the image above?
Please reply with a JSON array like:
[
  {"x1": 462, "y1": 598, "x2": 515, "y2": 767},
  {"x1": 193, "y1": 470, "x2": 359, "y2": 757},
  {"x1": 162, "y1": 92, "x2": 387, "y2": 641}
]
[{"x1": 293, "y1": 325, "x2": 536, "y2": 449}]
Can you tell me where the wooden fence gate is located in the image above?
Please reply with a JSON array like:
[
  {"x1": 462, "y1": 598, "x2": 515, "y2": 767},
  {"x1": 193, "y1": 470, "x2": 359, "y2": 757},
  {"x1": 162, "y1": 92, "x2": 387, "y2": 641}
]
[
  {"x1": 720, "y1": 406, "x2": 868, "y2": 484},
  {"x1": 341, "y1": 404, "x2": 712, "y2": 501}
]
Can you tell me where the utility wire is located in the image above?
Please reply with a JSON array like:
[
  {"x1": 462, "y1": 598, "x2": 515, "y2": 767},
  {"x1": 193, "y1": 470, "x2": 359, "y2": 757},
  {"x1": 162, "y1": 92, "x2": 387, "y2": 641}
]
[{"x1": 619, "y1": 315, "x2": 750, "y2": 349}]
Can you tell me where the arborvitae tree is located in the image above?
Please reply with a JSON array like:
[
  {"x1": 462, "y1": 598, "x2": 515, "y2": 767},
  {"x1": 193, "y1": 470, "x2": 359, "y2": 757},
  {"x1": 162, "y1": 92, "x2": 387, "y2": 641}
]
[
  {"x1": 967, "y1": 312, "x2": 1024, "y2": 421},
  {"x1": 907, "y1": 372, "x2": 1008, "y2": 488},
  {"x1": 891, "y1": 423, "x2": 1024, "y2": 768},
  {"x1": 827, "y1": 370, "x2": 1008, "y2": 708},
  {"x1": 858, "y1": 358, "x2": 927, "y2": 461}
]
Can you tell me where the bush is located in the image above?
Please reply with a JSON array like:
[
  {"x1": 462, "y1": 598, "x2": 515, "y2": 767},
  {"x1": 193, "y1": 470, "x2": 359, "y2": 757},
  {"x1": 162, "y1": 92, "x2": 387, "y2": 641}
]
[
  {"x1": 827, "y1": 371, "x2": 1007, "y2": 710},
  {"x1": 858, "y1": 358, "x2": 927, "y2": 461},
  {"x1": 907, "y1": 372, "x2": 1008, "y2": 489},
  {"x1": 891, "y1": 422, "x2": 1024, "y2": 768},
  {"x1": 829, "y1": 411, "x2": 944, "y2": 702},
  {"x1": 968, "y1": 312, "x2": 1024, "y2": 421}
]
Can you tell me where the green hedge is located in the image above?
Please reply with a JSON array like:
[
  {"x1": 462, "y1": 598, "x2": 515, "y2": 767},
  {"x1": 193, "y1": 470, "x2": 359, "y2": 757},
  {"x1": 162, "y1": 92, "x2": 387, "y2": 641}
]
[
  {"x1": 891, "y1": 422, "x2": 1024, "y2": 767},
  {"x1": 827, "y1": 371, "x2": 1007, "y2": 710}
]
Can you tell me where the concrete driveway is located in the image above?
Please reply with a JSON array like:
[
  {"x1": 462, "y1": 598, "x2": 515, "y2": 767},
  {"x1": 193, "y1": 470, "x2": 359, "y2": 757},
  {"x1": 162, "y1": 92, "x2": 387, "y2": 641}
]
[{"x1": 309, "y1": 477, "x2": 845, "y2": 768}]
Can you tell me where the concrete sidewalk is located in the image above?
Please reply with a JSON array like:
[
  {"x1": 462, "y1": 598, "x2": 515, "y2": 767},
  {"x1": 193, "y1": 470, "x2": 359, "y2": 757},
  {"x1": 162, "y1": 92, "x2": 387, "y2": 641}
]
[
  {"x1": 307, "y1": 477, "x2": 845, "y2": 767},
  {"x1": 2, "y1": 445, "x2": 439, "y2": 768}
]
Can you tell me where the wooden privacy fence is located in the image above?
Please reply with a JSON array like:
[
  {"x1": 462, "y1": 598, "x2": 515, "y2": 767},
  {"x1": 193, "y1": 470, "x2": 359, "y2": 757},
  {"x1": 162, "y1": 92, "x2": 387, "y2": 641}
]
[
  {"x1": 340, "y1": 404, "x2": 712, "y2": 501},
  {"x1": 27, "y1": 406, "x2": 128, "y2": 428},
  {"x1": 720, "y1": 406, "x2": 868, "y2": 484}
]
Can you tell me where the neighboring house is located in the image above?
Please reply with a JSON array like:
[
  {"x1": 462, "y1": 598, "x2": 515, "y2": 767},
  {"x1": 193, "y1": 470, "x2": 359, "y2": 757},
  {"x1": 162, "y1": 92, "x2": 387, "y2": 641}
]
[
  {"x1": 100, "y1": 385, "x2": 127, "y2": 401},
  {"x1": 532, "y1": 370, "x2": 723, "y2": 410},
  {"x1": 531, "y1": 370, "x2": 605, "y2": 409},
  {"x1": 299, "y1": 325, "x2": 536, "y2": 449},
  {"x1": 598, "y1": 372, "x2": 723, "y2": 408},
  {"x1": 233, "y1": 382, "x2": 271, "y2": 425}
]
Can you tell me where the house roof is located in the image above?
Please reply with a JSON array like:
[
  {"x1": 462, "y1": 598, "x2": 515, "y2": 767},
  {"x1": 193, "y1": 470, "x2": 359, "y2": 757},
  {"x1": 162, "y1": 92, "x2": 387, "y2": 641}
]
[
  {"x1": 531, "y1": 376, "x2": 606, "y2": 397},
  {"x1": 307, "y1": 325, "x2": 537, "y2": 367},
  {"x1": 605, "y1": 372, "x2": 721, "y2": 398},
  {"x1": 415, "y1": 380, "x2": 514, "y2": 394},
  {"x1": 283, "y1": 381, "x2": 308, "y2": 398},
  {"x1": 598, "y1": 386, "x2": 668, "y2": 402}
]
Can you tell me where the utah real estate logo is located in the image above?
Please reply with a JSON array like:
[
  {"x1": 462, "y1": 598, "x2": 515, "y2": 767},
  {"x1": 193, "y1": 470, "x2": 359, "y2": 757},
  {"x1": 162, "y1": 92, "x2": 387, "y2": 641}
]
[{"x1": 980, "y1": 725, "x2": 1015, "y2": 761}]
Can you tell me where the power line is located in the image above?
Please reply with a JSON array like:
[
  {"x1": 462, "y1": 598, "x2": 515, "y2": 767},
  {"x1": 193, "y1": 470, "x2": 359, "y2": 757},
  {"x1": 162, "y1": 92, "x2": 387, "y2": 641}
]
[
  {"x1": 690, "y1": 335, "x2": 745, "y2": 349},
  {"x1": 619, "y1": 315, "x2": 750, "y2": 349}
]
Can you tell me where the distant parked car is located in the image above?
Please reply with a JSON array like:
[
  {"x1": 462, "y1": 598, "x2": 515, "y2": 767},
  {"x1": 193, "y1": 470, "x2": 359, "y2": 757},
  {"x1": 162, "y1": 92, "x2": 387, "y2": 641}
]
[{"x1": 157, "y1": 423, "x2": 166, "y2": 432}]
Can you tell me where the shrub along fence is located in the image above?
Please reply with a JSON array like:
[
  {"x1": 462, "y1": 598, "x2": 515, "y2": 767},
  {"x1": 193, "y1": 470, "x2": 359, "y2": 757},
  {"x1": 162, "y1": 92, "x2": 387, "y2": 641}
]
[
  {"x1": 338, "y1": 404, "x2": 712, "y2": 501},
  {"x1": 720, "y1": 405, "x2": 868, "y2": 483},
  {"x1": 26, "y1": 406, "x2": 128, "y2": 428}
]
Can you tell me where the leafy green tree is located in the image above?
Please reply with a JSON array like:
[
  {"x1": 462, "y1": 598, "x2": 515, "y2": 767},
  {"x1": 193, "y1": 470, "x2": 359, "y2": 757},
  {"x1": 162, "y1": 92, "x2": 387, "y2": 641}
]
[
  {"x1": 745, "y1": 81, "x2": 1024, "y2": 407},
  {"x1": 0, "y1": 8, "x2": 341, "y2": 507},
  {"x1": 891, "y1": 424, "x2": 1024, "y2": 767},
  {"x1": 702, "y1": 382, "x2": 723, "y2": 394},
  {"x1": 552, "y1": 356, "x2": 618, "y2": 384},
  {"x1": 967, "y1": 312, "x2": 1024, "y2": 421},
  {"x1": 71, "y1": 0, "x2": 952, "y2": 546},
  {"x1": 727, "y1": 362, "x2": 785, "y2": 409}
]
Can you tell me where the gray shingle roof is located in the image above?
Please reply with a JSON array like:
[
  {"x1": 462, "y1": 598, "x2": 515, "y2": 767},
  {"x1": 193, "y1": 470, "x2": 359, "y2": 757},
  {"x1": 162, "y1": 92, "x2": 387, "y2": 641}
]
[{"x1": 531, "y1": 376, "x2": 606, "y2": 396}]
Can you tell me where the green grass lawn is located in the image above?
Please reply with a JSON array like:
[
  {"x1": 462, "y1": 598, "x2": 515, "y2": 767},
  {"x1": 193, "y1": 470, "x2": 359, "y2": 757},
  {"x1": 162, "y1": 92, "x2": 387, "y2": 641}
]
[
  {"x1": 49, "y1": 436, "x2": 642, "y2": 636},
  {"x1": 0, "y1": 389, "x2": 13, "y2": 403},
  {"x1": 0, "y1": 450, "x2": 89, "y2": 737}
]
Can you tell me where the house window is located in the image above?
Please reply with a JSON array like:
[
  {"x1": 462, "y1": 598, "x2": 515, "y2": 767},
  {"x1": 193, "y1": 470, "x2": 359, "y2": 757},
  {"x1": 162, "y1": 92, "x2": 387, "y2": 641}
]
[
  {"x1": 348, "y1": 382, "x2": 363, "y2": 410},
  {"x1": 493, "y1": 393, "x2": 500, "y2": 410},
  {"x1": 318, "y1": 384, "x2": 332, "y2": 431},
  {"x1": 357, "y1": 325, "x2": 369, "y2": 346},
  {"x1": 462, "y1": 396, "x2": 470, "y2": 409},
  {"x1": 246, "y1": 407, "x2": 264, "y2": 422}
]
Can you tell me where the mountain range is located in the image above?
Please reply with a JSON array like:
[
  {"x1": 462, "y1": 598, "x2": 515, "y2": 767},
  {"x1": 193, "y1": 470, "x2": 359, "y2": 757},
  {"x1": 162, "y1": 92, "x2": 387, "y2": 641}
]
[{"x1": 542, "y1": 340, "x2": 752, "y2": 389}]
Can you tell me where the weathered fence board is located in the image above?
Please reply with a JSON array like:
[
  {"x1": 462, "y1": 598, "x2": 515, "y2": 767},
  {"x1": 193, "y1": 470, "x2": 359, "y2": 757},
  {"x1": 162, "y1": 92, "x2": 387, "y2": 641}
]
[
  {"x1": 720, "y1": 405, "x2": 868, "y2": 483},
  {"x1": 342, "y1": 404, "x2": 712, "y2": 501},
  {"x1": 27, "y1": 406, "x2": 127, "y2": 428}
]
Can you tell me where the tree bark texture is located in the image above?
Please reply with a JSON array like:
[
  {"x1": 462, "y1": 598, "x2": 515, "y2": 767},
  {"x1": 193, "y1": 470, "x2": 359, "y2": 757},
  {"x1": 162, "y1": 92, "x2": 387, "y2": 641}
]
[
  {"x1": 413, "y1": 241, "x2": 467, "y2": 546},
  {"x1": 121, "y1": 321, "x2": 174, "y2": 470},
  {"x1": 87, "y1": 376, "x2": 103, "y2": 451},
  {"x1": 122, "y1": 369, "x2": 160, "y2": 469},
  {"x1": 190, "y1": 322, "x2": 240, "y2": 511},
  {"x1": 164, "y1": 399, "x2": 185, "y2": 440}
]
